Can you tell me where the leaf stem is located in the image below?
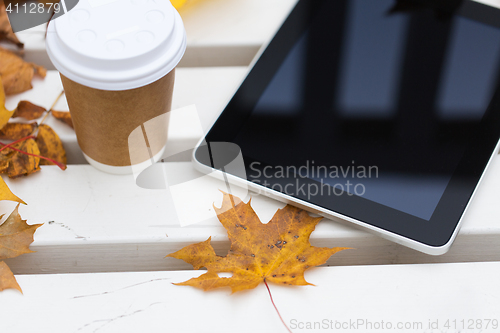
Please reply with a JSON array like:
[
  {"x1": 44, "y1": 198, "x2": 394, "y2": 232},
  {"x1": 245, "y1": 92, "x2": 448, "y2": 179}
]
[
  {"x1": 37, "y1": 90, "x2": 65, "y2": 130},
  {"x1": 264, "y1": 279, "x2": 293, "y2": 333},
  {"x1": 0, "y1": 136, "x2": 67, "y2": 170}
]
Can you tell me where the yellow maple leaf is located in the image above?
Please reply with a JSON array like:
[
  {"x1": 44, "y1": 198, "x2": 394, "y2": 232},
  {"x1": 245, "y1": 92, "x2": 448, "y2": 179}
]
[
  {"x1": 168, "y1": 192, "x2": 349, "y2": 293},
  {"x1": 0, "y1": 205, "x2": 41, "y2": 293},
  {"x1": 0, "y1": 176, "x2": 25, "y2": 204},
  {"x1": 0, "y1": 261, "x2": 20, "y2": 292}
]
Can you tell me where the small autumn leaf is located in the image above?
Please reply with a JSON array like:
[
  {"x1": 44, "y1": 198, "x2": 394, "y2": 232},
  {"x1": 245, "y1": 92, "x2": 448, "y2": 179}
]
[
  {"x1": 0, "y1": 205, "x2": 42, "y2": 293},
  {"x1": 0, "y1": 3, "x2": 23, "y2": 48},
  {"x1": 168, "y1": 192, "x2": 349, "y2": 293},
  {"x1": 51, "y1": 110, "x2": 73, "y2": 129},
  {"x1": 12, "y1": 101, "x2": 46, "y2": 120},
  {"x1": 0, "y1": 46, "x2": 46, "y2": 95},
  {"x1": 0, "y1": 205, "x2": 39, "y2": 259},
  {"x1": 0, "y1": 175, "x2": 25, "y2": 204},
  {"x1": 0, "y1": 122, "x2": 36, "y2": 140},
  {"x1": 0, "y1": 260, "x2": 20, "y2": 292},
  {"x1": 0, "y1": 137, "x2": 41, "y2": 178},
  {"x1": 35, "y1": 124, "x2": 66, "y2": 166},
  {"x1": 0, "y1": 77, "x2": 15, "y2": 129},
  {"x1": 0, "y1": 91, "x2": 67, "y2": 174}
]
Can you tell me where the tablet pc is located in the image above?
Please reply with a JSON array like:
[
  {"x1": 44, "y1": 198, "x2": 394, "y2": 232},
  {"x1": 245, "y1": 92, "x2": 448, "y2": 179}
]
[{"x1": 193, "y1": 0, "x2": 500, "y2": 254}]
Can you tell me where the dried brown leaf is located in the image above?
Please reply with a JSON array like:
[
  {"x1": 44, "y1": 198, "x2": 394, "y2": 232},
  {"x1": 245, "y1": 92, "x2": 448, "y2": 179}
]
[
  {"x1": 35, "y1": 124, "x2": 66, "y2": 165},
  {"x1": 0, "y1": 122, "x2": 36, "y2": 140},
  {"x1": 0, "y1": 77, "x2": 14, "y2": 128},
  {"x1": 0, "y1": 205, "x2": 40, "y2": 259},
  {"x1": 0, "y1": 3, "x2": 23, "y2": 48},
  {"x1": 12, "y1": 101, "x2": 46, "y2": 120},
  {"x1": 0, "y1": 154, "x2": 8, "y2": 173},
  {"x1": 0, "y1": 205, "x2": 41, "y2": 293},
  {"x1": 51, "y1": 110, "x2": 73, "y2": 129},
  {"x1": 0, "y1": 46, "x2": 46, "y2": 95},
  {"x1": 0, "y1": 261, "x2": 21, "y2": 292},
  {"x1": 0, "y1": 138, "x2": 41, "y2": 178}
]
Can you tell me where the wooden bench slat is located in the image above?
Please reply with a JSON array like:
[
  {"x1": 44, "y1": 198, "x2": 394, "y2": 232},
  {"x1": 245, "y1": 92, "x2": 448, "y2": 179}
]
[
  {"x1": 3, "y1": 152, "x2": 500, "y2": 274},
  {"x1": 0, "y1": 262, "x2": 499, "y2": 332}
]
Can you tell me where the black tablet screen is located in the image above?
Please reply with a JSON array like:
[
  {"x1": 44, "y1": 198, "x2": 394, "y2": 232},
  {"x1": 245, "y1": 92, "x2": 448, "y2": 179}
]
[
  {"x1": 233, "y1": 0, "x2": 500, "y2": 220},
  {"x1": 198, "y1": 0, "x2": 500, "y2": 246}
]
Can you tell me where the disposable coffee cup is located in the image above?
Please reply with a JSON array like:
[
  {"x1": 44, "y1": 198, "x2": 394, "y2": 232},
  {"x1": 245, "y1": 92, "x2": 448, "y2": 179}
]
[{"x1": 46, "y1": 0, "x2": 186, "y2": 174}]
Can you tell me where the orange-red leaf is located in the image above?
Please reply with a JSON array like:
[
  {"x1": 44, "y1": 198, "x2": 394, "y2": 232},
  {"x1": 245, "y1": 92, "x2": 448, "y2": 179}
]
[{"x1": 168, "y1": 192, "x2": 349, "y2": 293}]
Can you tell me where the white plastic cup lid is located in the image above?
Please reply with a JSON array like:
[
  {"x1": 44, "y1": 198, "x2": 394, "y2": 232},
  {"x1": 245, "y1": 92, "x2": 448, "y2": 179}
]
[{"x1": 46, "y1": 0, "x2": 186, "y2": 91}]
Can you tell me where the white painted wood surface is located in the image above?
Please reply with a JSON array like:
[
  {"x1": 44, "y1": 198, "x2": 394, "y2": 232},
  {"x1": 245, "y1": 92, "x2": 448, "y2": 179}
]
[
  {"x1": 3, "y1": 148, "x2": 500, "y2": 274},
  {"x1": 1, "y1": 0, "x2": 500, "y2": 330},
  {"x1": 1, "y1": 262, "x2": 499, "y2": 332},
  {"x1": 12, "y1": 0, "x2": 298, "y2": 68},
  {"x1": 1, "y1": 63, "x2": 500, "y2": 273}
]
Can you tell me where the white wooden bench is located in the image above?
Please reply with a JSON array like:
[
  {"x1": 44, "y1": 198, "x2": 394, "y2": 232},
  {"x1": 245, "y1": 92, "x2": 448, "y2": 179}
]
[
  {"x1": 1, "y1": 262, "x2": 499, "y2": 332},
  {"x1": 1, "y1": 1, "x2": 500, "y2": 331},
  {"x1": 3, "y1": 64, "x2": 500, "y2": 274}
]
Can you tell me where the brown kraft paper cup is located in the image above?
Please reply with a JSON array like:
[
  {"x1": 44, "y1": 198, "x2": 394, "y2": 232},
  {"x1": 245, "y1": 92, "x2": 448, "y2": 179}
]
[{"x1": 60, "y1": 69, "x2": 175, "y2": 167}]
